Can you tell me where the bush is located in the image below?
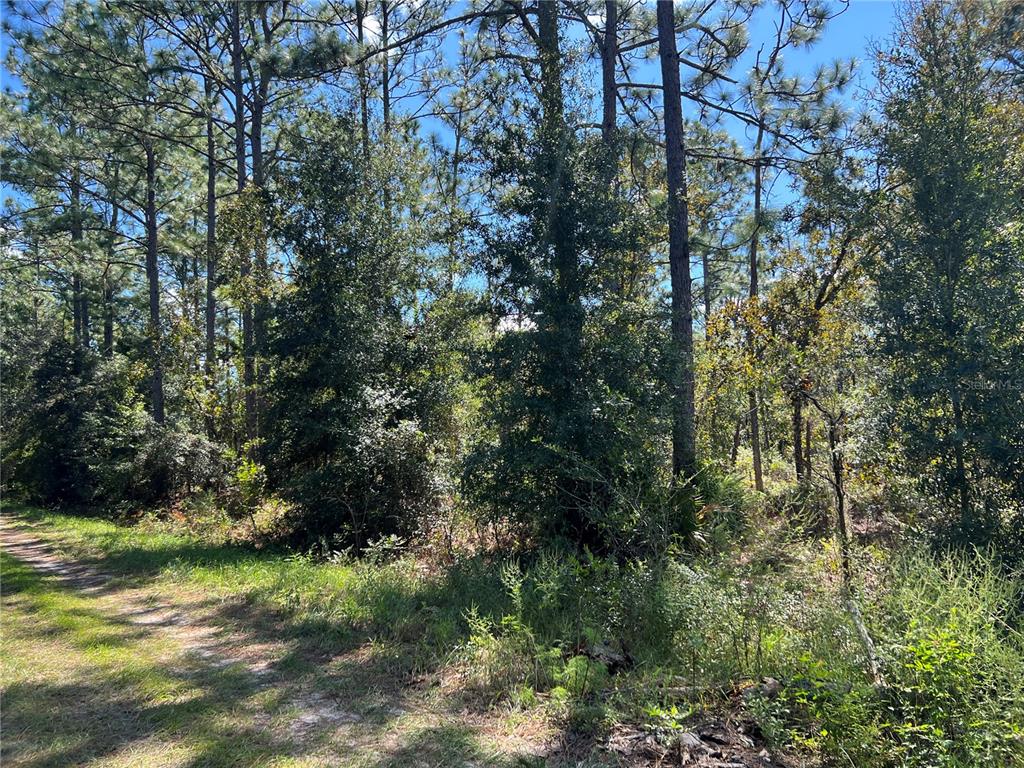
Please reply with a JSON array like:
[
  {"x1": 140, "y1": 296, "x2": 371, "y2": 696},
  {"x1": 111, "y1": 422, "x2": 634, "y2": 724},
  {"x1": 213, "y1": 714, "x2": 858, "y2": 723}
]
[
  {"x1": 2, "y1": 341, "x2": 220, "y2": 506},
  {"x1": 264, "y1": 116, "x2": 452, "y2": 551},
  {"x1": 870, "y1": 552, "x2": 1024, "y2": 767},
  {"x1": 762, "y1": 550, "x2": 1024, "y2": 767}
]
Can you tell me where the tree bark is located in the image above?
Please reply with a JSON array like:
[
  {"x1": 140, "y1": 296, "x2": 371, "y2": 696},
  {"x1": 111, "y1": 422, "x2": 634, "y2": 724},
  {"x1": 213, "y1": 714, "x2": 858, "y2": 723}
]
[
  {"x1": 381, "y1": 0, "x2": 391, "y2": 133},
  {"x1": 600, "y1": 0, "x2": 617, "y2": 154},
  {"x1": 804, "y1": 415, "x2": 812, "y2": 477},
  {"x1": 827, "y1": 412, "x2": 850, "y2": 583},
  {"x1": 70, "y1": 167, "x2": 89, "y2": 352},
  {"x1": 657, "y1": 0, "x2": 697, "y2": 480},
  {"x1": 251, "y1": 15, "x2": 273, "y2": 451},
  {"x1": 356, "y1": 0, "x2": 370, "y2": 158},
  {"x1": 144, "y1": 140, "x2": 165, "y2": 424},
  {"x1": 103, "y1": 189, "x2": 118, "y2": 359},
  {"x1": 792, "y1": 393, "x2": 805, "y2": 483},
  {"x1": 103, "y1": 276, "x2": 114, "y2": 358},
  {"x1": 72, "y1": 272, "x2": 82, "y2": 349},
  {"x1": 231, "y1": 2, "x2": 246, "y2": 192},
  {"x1": 747, "y1": 124, "x2": 765, "y2": 491},
  {"x1": 205, "y1": 76, "x2": 218, "y2": 437},
  {"x1": 231, "y1": 1, "x2": 257, "y2": 445},
  {"x1": 730, "y1": 417, "x2": 741, "y2": 467}
]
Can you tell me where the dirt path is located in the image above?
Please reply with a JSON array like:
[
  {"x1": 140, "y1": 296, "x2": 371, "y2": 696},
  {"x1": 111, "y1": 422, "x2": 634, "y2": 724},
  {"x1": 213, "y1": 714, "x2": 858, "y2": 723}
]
[
  {"x1": 0, "y1": 515, "x2": 553, "y2": 768},
  {"x1": 1, "y1": 516, "x2": 780, "y2": 768}
]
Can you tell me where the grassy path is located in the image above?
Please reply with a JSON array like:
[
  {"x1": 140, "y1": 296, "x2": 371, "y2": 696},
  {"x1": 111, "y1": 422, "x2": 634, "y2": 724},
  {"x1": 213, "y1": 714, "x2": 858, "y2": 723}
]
[{"x1": 0, "y1": 512, "x2": 550, "y2": 768}]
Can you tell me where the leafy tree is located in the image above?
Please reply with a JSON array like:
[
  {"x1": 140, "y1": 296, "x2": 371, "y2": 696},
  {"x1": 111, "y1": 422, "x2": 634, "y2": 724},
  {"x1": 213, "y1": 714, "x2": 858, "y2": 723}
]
[
  {"x1": 262, "y1": 112, "x2": 442, "y2": 549},
  {"x1": 874, "y1": 1, "x2": 1024, "y2": 537}
]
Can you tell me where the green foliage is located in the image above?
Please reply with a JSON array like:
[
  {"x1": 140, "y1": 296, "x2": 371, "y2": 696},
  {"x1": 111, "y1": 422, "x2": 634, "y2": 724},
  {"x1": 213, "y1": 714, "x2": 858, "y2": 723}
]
[
  {"x1": 1, "y1": 338, "x2": 218, "y2": 505},
  {"x1": 468, "y1": 125, "x2": 671, "y2": 552},
  {"x1": 2, "y1": 337, "x2": 93, "y2": 504},
  {"x1": 874, "y1": 1, "x2": 1024, "y2": 538},
  {"x1": 17, "y1": 506, "x2": 1024, "y2": 767},
  {"x1": 263, "y1": 113, "x2": 454, "y2": 550},
  {"x1": 871, "y1": 552, "x2": 1024, "y2": 767},
  {"x1": 741, "y1": 550, "x2": 1024, "y2": 767}
]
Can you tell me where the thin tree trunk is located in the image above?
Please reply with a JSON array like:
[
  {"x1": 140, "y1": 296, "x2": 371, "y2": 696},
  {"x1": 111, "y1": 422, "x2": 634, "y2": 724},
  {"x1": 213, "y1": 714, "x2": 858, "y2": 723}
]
[
  {"x1": 103, "y1": 190, "x2": 118, "y2": 358},
  {"x1": 792, "y1": 393, "x2": 804, "y2": 484},
  {"x1": 657, "y1": 0, "x2": 696, "y2": 480},
  {"x1": 72, "y1": 272, "x2": 82, "y2": 349},
  {"x1": 205, "y1": 76, "x2": 218, "y2": 437},
  {"x1": 144, "y1": 140, "x2": 165, "y2": 424},
  {"x1": 80, "y1": 288, "x2": 91, "y2": 349},
  {"x1": 231, "y1": 2, "x2": 246, "y2": 192},
  {"x1": 747, "y1": 124, "x2": 765, "y2": 491},
  {"x1": 749, "y1": 391, "x2": 763, "y2": 491},
  {"x1": 356, "y1": 0, "x2": 370, "y2": 158},
  {"x1": 804, "y1": 415, "x2": 812, "y2": 477},
  {"x1": 381, "y1": 0, "x2": 391, "y2": 133},
  {"x1": 730, "y1": 417, "x2": 741, "y2": 467},
  {"x1": 231, "y1": 2, "x2": 256, "y2": 445},
  {"x1": 32, "y1": 240, "x2": 41, "y2": 331},
  {"x1": 701, "y1": 246, "x2": 712, "y2": 328},
  {"x1": 103, "y1": 275, "x2": 114, "y2": 357},
  {"x1": 70, "y1": 168, "x2": 87, "y2": 352},
  {"x1": 600, "y1": 0, "x2": 617, "y2": 155},
  {"x1": 252, "y1": 78, "x2": 269, "y2": 449},
  {"x1": 820, "y1": 397, "x2": 882, "y2": 686}
]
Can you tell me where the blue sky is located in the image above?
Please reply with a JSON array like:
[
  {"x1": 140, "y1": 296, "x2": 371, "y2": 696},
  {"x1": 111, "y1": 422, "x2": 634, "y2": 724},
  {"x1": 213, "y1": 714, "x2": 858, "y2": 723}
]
[
  {"x1": 762, "y1": 0, "x2": 898, "y2": 96},
  {"x1": 2, "y1": 0, "x2": 901, "y2": 227}
]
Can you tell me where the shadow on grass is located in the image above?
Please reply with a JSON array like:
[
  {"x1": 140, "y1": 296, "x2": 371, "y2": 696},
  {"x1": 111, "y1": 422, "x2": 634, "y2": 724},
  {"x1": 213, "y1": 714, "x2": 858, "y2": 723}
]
[
  {"x1": 362, "y1": 723, "x2": 545, "y2": 768},
  {"x1": 0, "y1": 514, "x2": 553, "y2": 768},
  {"x1": 0, "y1": 551, "x2": 415, "y2": 767}
]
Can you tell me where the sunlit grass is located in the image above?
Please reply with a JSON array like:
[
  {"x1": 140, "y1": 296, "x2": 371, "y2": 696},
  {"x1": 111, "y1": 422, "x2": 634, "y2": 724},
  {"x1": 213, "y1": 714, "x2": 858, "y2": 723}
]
[
  {"x1": 6, "y1": 503, "x2": 1021, "y2": 767},
  {"x1": 0, "y1": 511, "x2": 541, "y2": 767}
]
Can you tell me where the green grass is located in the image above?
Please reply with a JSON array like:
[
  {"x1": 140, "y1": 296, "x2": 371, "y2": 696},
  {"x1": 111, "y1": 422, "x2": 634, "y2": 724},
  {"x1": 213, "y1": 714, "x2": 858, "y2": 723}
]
[
  {"x1": 4, "y1": 502, "x2": 1023, "y2": 768},
  {"x1": 0, "y1": 551, "x2": 319, "y2": 767},
  {"x1": 0, "y1": 506, "x2": 550, "y2": 768},
  {"x1": 9, "y1": 503, "x2": 510, "y2": 659}
]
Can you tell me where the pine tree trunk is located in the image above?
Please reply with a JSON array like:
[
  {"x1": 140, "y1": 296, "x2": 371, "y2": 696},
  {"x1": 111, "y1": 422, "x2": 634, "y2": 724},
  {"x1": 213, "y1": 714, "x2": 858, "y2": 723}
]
[
  {"x1": 792, "y1": 393, "x2": 804, "y2": 483},
  {"x1": 657, "y1": 0, "x2": 696, "y2": 480},
  {"x1": 71, "y1": 168, "x2": 88, "y2": 352},
  {"x1": 103, "y1": 276, "x2": 114, "y2": 358},
  {"x1": 231, "y1": 1, "x2": 256, "y2": 445},
  {"x1": 600, "y1": 0, "x2": 617, "y2": 155},
  {"x1": 144, "y1": 140, "x2": 165, "y2": 424},
  {"x1": 381, "y1": 0, "x2": 391, "y2": 133},
  {"x1": 205, "y1": 77, "x2": 218, "y2": 437},
  {"x1": 747, "y1": 125, "x2": 765, "y2": 492},
  {"x1": 252, "y1": 44, "x2": 271, "y2": 452},
  {"x1": 103, "y1": 193, "x2": 118, "y2": 358},
  {"x1": 356, "y1": 0, "x2": 370, "y2": 158}
]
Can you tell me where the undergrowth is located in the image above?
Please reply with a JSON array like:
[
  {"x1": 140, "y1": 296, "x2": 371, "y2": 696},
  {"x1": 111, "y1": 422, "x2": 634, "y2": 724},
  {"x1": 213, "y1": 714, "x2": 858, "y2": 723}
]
[{"x1": 6, "y1": 502, "x2": 1023, "y2": 767}]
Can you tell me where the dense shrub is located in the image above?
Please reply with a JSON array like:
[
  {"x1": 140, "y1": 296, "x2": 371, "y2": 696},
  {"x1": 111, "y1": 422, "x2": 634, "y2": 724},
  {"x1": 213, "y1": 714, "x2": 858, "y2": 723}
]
[
  {"x1": 1, "y1": 338, "x2": 220, "y2": 505},
  {"x1": 748, "y1": 550, "x2": 1024, "y2": 767},
  {"x1": 264, "y1": 114, "x2": 455, "y2": 550}
]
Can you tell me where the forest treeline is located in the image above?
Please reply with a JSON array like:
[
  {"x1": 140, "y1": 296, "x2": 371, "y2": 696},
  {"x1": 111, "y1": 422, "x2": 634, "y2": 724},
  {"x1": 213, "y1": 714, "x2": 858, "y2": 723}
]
[{"x1": 1, "y1": 0, "x2": 1023, "y2": 560}]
